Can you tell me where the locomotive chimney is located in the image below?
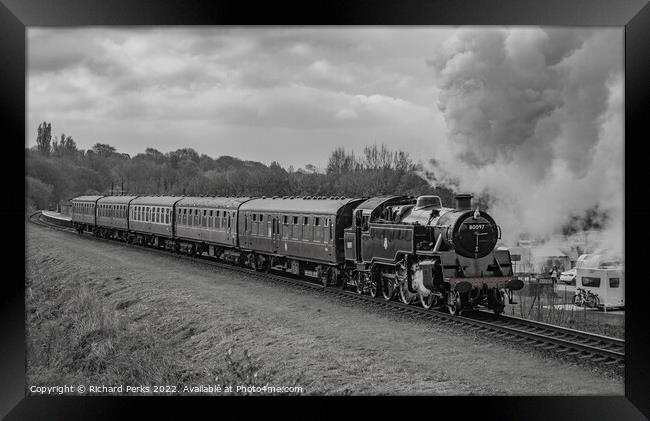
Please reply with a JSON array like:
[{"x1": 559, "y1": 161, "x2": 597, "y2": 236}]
[{"x1": 455, "y1": 193, "x2": 473, "y2": 210}]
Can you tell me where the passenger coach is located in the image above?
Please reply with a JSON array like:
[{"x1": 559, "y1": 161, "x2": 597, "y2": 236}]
[
  {"x1": 96, "y1": 195, "x2": 138, "y2": 240},
  {"x1": 237, "y1": 196, "x2": 364, "y2": 282},
  {"x1": 128, "y1": 195, "x2": 183, "y2": 247},
  {"x1": 71, "y1": 195, "x2": 103, "y2": 234},
  {"x1": 175, "y1": 196, "x2": 251, "y2": 259}
]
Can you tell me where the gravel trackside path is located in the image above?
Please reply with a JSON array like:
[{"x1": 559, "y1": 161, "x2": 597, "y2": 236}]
[{"x1": 25, "y1": 224, "x2": 624, "y2": 395}]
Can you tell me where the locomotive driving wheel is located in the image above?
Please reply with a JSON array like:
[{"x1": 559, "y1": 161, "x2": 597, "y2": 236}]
[
  {"x1": 354, "y1": 272, "x2": 364, "y2": 294},
  {"x1": 368, "y1": 273, "x2": 379, "y2": 298},
  {"x1": 419, "y1": 292, "x2": 438, "y2": 310},
  {"x1": 398, "y1": 285, "x2": 416, "y2": 304},
  {"x1": 396, "y1": 262, "x2": 415, "y2": 304},
  {"x1": 491, "y1": 290, "x2": 506, "y2": 315},
  {"x1": 381, "y1": 276, "x2": 395, "y2": 300},
  {"x1": 447, "y1": 290, "x2": 463, "y2": 316}
]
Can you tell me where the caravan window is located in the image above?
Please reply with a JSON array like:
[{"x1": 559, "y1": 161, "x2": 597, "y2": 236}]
[
  {"x1": 609, "y1": 278, "x2": 620, "y2": 288},
  {"x1": 581, "y1": 277, "x2": 601, "y2": 287}
]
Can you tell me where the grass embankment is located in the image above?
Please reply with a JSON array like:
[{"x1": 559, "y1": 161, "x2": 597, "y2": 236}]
[{"x1": 25, "y1": 265, "x2": 302, "y2": 395}]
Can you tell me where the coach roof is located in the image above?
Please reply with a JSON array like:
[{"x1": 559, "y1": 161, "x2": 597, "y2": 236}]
[
  {"x1": 71, "y1": 195, "x2": 104, "y2": 202},
  {"x1": 97, "y1": 195, "x2": 139, "y2": 204},
  {"x1": 240, "y1": 197, "x2": 363, "y2": 215},
  {"x1": 177, "y1": 196, "x2": 252, "y2": 209},
  {"x1": 130, "y1": 196, "x2": 184, "y2": 206}
]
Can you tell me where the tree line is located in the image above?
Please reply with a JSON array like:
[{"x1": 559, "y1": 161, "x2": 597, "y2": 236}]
[{"x1": 27, "y1": 121, "x2": 455, "y2": 210}]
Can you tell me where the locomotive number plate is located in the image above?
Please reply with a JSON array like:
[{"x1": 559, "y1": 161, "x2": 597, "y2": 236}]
[{"x1": 467, "y1": 224, "x2": 486, "y2": 230}]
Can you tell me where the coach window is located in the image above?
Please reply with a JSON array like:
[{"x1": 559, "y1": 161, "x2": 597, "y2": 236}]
[
  {"x1": 314, "y1": 217, "x2": 322, "y2": 242},
  {"x1": 292, "y1": 216, "x2": 299, "y2": 240},
  {"x1": 328, "y1": 219, "x2": 332, "y2": 241}
]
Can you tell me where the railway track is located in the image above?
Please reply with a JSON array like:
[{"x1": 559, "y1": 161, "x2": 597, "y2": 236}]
[{"x1": 29, "y1": 211, "x2": 625, "y2": 368}]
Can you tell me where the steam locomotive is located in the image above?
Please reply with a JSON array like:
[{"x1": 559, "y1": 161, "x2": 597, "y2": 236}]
[{"x1": 71, "y1": 193, "x2": 522, "y2": 315}]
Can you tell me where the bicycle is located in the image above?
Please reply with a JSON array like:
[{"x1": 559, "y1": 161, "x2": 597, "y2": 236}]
[{"x1": 572, "y1": 287, "x2": 600, "y2": 308}]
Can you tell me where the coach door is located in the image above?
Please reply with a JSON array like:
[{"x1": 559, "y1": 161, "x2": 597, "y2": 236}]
[
  {"x1": 226, "y1": 211, "x2": 232, "y2": 242},
  {"x1": 271, "y1": 216, "x2": 280, "y2": 253},
  {"x1": 354, "y1": 209, "x2": 363, "y2": 262}
]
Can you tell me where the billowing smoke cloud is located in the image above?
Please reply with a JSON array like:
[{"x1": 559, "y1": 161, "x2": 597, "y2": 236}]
[{"x1": 428, "y1": 28, "x2": 624, "y2": 256}]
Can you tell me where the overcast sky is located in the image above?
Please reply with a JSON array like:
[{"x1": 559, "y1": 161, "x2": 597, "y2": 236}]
[
  {"x1": 27, "y1": 27, "x2": 622, "y2": 170},
  {"x1": 28, "y1": 27, "x2": 457, "y2": 169}
]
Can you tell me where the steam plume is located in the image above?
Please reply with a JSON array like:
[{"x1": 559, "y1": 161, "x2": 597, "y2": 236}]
[{"x1": 429, "y1": 28, "x2": 623, "y2": 256}]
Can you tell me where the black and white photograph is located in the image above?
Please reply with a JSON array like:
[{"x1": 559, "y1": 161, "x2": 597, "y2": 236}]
[{"x1": 24, "y1": 24, "x2": 627, "y2": 397}]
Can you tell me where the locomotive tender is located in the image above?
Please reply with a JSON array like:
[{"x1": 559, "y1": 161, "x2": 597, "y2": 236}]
[{"x1": 71, "y1": 193, "x2": 522, "y2": 315}]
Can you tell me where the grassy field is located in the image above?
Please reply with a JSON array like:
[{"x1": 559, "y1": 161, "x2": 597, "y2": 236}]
[{"x1": 25, "y1": 267, "x2": 302, "y2": 395}]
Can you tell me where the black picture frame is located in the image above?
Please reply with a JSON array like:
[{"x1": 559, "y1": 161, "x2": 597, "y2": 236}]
[{"x1": 3, "y1": 0, "x2": 649, "y2": 419}]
